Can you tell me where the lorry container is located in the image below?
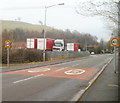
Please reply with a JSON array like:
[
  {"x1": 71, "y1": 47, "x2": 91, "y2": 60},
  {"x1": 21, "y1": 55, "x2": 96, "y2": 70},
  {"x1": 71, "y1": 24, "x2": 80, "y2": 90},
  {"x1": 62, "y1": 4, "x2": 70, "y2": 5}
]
[
  {"x1": 37, "y1": 38, "x2": 54, "y2": 51},
  {"x1": 52, "y1": 39, "x2": 64, "y2": 51},
  {"x1": 27, "y1": 38, "x2": 37, "y2": 49},
  {"x1": 67, "y1": 43, "x2": 78, "y2": 51}
]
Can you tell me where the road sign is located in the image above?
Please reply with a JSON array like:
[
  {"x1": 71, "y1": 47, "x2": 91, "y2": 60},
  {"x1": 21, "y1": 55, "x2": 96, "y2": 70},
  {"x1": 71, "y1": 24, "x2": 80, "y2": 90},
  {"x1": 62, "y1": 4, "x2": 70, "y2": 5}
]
[
  {"x1": 110, "y1": 38, "x2": 120, "y2": 47},
  {"x1": 5, "y1": 40, "x2": 11, "y2": 48}
]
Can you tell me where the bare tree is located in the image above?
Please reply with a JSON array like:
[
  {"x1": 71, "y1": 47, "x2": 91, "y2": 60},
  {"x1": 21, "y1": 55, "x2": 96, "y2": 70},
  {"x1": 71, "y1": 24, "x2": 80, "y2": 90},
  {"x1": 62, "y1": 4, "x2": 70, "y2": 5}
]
[
  {"x1": 76, "y1": 0, "x2": 118, "y2": 23},
  {"x1": 75, "y1": 0, "x2": 119, "y2": 34}
]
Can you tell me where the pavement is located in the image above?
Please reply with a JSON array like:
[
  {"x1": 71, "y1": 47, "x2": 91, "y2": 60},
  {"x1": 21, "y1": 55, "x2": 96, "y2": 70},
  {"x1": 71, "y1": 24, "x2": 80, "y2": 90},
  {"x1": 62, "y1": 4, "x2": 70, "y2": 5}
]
[{"x1": 78, "y1": 58, "x2": 119, "y2": 102}]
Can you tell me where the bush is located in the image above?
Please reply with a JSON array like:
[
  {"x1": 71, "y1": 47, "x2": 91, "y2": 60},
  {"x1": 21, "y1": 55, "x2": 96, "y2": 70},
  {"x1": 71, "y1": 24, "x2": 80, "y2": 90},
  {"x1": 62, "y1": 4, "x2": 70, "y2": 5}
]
[
  {"x1": 24, "y1": 49, "x2": 43, "y2": 62},
  {"x1": 2, "y1": 49, "x2": 43, "y2": 64}
]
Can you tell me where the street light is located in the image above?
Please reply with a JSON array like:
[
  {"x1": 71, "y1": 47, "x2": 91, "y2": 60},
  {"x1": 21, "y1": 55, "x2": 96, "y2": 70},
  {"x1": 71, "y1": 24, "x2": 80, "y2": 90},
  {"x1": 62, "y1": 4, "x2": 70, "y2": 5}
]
[{"x1": 43, "y1": 3, "x2": 64, "y2": 61}]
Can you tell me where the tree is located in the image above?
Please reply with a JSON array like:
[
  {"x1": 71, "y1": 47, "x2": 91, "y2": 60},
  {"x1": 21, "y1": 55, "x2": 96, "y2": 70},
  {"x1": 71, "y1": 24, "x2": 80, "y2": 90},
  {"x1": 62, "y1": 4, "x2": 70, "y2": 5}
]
[
  {"x1": 76, "y1": 0, "x2": 119, "y2": 35},
  {"x1": 76, "y1": 0, "x2": 118, "y2": 23}
]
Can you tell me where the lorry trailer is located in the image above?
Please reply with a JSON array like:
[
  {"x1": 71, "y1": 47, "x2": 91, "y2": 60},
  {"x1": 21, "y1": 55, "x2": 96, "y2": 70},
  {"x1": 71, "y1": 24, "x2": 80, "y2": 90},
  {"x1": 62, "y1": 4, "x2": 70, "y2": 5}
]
[
  {"x1": 27, "y1": 38, "x2": 54, "y2": 51},
  {"x1": 27, "y1": 38, "x2": 37, "y2": 49},
  {"x1": 37, "y1": 38, "x2": 54, "y2": 51},
  {"x1": 67, "y1": 43, "x2": 78, "y2": 51}
]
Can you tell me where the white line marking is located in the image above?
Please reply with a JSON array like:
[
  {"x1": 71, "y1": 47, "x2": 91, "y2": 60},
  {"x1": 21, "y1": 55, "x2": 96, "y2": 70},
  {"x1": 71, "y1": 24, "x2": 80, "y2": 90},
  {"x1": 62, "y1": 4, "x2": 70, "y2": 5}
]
[
  {"x1": 55, "y1": 67, "x2": 68, "y2": 72},
  {"x1": 13, "y1": 74, "x2": 44, "y2": 84},
  {"x1": 28, "y1": 68, "x2": 50, "y2": 73}
]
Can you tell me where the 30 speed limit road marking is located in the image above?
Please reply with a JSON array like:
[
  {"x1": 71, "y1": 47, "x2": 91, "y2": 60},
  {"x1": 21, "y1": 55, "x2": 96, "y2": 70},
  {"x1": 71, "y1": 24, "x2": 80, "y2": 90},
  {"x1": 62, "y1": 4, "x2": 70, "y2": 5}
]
[{"x1": 5, "y1": 67, "x2": 98, "y2": 80}]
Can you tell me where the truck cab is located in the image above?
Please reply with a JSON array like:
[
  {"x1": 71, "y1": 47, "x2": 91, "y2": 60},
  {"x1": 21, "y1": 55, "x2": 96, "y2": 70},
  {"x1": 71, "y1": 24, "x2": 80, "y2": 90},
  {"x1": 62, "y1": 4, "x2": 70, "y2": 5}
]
[{"x1": 52, "y1": 39, "x2": 64, "y2": 51}]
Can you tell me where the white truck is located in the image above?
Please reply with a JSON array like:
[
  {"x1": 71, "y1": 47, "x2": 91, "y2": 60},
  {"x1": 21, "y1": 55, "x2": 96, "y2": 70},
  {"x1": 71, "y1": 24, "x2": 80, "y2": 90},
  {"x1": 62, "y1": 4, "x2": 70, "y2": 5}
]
[{"x1": 52, "y1": 39, "x2": 64, "y2": 51}]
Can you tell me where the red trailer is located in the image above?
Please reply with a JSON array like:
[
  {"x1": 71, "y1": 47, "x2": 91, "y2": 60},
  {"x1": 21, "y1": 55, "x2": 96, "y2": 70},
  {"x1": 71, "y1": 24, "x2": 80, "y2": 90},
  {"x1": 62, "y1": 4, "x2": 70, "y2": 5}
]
[
  {"x1": 37, "y1": 38, "x2": 54, "y2": 51},
  {"x1": 74, "y1": 43, "x2": 79, "y2": 51},
  {"x1": 67, "y1": 43, "x2": 78, "y2": 51}
]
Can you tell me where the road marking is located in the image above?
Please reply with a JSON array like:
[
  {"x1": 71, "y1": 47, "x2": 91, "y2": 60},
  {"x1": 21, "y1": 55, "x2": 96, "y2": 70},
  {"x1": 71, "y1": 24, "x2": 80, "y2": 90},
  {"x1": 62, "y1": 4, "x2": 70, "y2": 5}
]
[
  {"x1": 7, "y1": 67, "x2": 97, "y2": 80},
  {"x1": 107, "y1": 84, "x2": 119, "y2": 87},
  {"x1": 13, "y1": 74, "x2": 44, "y2": 84},
  {"x1": 64, "y1": 69, "x2": 85, "y2": 75},
  {"x1": 55, "y1": 67, "x2": 68, "y2": 72},
  {"x1": 28, "y1": 67, "x2": 50, "y2": 73}
]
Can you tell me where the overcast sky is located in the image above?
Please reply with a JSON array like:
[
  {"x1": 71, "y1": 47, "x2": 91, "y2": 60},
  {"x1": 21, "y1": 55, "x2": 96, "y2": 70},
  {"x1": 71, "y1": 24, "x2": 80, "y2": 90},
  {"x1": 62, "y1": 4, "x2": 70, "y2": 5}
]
[{"x1": 0, "y1": 0, "x2": 112, "y2": 42}]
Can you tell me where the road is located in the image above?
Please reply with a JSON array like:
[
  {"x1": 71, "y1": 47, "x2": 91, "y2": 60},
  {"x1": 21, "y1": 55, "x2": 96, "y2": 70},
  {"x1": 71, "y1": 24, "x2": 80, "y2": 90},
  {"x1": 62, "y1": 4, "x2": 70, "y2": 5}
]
[{"x1": 2, "y1": 54, "x2": 113, "y2": 101}]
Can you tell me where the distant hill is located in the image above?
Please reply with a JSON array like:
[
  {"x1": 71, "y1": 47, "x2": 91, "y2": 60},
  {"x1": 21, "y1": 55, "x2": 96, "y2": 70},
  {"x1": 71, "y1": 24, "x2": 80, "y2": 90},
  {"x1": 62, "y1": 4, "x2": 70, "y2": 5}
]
[
  {"x1": 1, "y1": 20, "x2": 64, "y2": 42},
  {"x1": 1, "y1": 20, "x2": 54, "y2": 32}
]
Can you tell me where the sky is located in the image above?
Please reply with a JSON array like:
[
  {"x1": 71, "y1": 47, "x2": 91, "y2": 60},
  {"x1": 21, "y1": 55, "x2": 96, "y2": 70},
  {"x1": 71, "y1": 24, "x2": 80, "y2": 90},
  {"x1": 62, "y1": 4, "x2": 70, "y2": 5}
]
[{"x1": 0, "y1": 0, "x2": 112, "y2": 42}]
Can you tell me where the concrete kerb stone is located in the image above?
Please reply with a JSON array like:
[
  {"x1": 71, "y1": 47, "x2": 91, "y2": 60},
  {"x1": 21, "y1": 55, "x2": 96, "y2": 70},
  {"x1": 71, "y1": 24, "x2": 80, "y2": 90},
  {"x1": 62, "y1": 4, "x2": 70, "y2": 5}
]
[{"x1": 70, "y1": 57, "x2": 113, "y2": 102}]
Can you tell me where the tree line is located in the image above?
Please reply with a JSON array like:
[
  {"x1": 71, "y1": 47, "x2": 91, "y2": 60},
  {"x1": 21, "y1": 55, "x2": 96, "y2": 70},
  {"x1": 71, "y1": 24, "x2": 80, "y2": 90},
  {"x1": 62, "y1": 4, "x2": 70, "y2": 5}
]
[
  {"x1": 2, "y1": 28, "x2": 98, "y2": 49},
  {"x1": 2, "y1": 28, "x2": 112, "y2": 64}
]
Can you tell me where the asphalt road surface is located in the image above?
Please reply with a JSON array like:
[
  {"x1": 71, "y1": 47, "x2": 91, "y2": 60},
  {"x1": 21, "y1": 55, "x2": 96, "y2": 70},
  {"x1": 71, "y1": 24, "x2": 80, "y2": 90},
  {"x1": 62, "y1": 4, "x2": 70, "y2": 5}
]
[{"x1": 2, "y1": 54, "x2": 113, "y2": 101}]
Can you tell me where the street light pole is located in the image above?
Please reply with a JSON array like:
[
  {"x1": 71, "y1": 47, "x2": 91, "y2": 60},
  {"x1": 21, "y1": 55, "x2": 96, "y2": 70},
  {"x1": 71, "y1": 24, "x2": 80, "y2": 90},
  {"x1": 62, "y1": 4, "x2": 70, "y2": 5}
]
[
  {"x1": 43, "y1": 7, "x2": 47, "y2": 62},
  {"x1": 43, "y1": 3, "x2": 64, "y2": 61}
]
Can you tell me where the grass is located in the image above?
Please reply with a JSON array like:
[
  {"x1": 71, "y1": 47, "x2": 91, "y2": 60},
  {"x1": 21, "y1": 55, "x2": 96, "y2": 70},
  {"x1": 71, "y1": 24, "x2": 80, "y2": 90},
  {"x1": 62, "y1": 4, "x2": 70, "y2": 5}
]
[{"x1": 1, "y1": 20, "x2": 54, "y2": 32}]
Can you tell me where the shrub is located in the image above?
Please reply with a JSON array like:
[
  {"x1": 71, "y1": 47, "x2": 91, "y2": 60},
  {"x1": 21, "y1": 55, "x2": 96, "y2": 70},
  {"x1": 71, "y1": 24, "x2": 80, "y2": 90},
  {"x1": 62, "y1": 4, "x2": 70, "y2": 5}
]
[{"x1": 2, "y1": 49, "x2": 43, "y2": 64}]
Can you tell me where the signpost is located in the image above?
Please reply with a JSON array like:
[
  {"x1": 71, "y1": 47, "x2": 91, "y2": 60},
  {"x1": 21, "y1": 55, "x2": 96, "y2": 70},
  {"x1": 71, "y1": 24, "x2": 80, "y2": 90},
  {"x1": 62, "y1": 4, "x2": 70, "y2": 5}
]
[
  {"x1": 110, "y1": 37, "x2": 120, "y2": 73},
  {"x1": 5, "y1": 40, "x2": 11, "y2": 67}
]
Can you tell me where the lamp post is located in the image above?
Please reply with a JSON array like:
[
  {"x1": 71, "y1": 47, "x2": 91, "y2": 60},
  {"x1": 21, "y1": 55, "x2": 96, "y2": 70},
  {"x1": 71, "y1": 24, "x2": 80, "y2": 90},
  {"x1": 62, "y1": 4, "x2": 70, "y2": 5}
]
[{"x1": 43, "y1": 3, "x2": 64, "y2": 61}]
